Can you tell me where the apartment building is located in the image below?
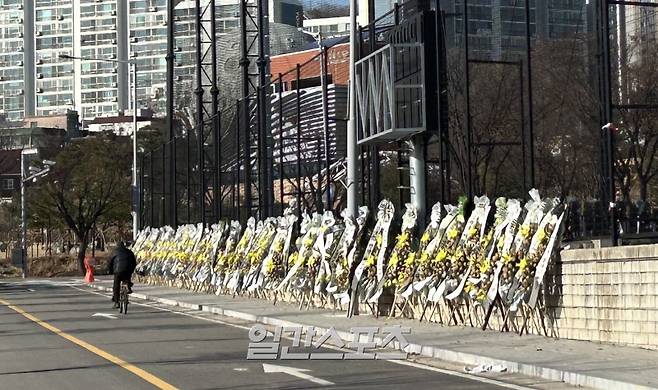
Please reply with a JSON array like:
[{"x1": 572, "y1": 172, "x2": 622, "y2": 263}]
[
  {"x1": 0, "y1": 0, "x2": 302, "y2": 123},
  {"x1": 0, "y1": 0, "x2": 27, "y2": 121},
  {"x1": 440, "y1": 0, "x2": 589, "y2": 59}
]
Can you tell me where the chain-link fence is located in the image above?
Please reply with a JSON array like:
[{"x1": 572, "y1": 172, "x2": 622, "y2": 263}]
[
  {"x1": 139, "y1": 0, "x2": 658, "y2": 244},
  {"x1": 140, "y1": 28, "x2": 351, "y2": 227}
]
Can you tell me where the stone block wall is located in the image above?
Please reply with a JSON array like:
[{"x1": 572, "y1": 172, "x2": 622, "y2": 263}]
[{"x1": 546, "y1": 244, "x2": 658, "y2": 349}]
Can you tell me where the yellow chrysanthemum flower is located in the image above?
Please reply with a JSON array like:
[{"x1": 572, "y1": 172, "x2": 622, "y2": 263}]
[
  {"x1": 389, "y1": 253, "x2": 399, "y2": 268},
  {"x1": 518, "y1": 257, "x2": 528, "y2": 271},
  {"x1": 396, "y1": 232, "x2": 409, "y2": 246},
  {"x1": 520, "y1": 224, "x2": 531, "y2": 238},
  {"x1": 419, "y1": 252, "x2": 429, "y2": 264},
  {"x1": 404, "y1": 252, "x2": 415, "y2": 267}
]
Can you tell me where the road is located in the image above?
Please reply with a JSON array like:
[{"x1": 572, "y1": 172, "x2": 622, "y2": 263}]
[{"x1": 0, "y1": 279, "x2": 530, "y2": 390}]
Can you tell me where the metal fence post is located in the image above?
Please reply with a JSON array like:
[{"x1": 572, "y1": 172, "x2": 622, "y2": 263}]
[
  {"x1": 172, "y1": 136, "x2": 177, "y2": 227},
  {"x1": 464, "y1": 0, "x2": 474, "y2": 204},
  {"x1": 519, "y1": 61, "x2": 527, "y2": 193},
  {"x1": 278, "y1": 74, "x2": 284, "y2": 215},
  {"x1": 161, "y1": 146, "x2": 166, "y2": 227},
  {"x1": 166, "y1": 0, "x2": 175, "y2": 228},
  {"x1": 187, "y1": 123, "x2": 191, "y2": 223},
  {"x1": 211, "y1": 0, "x2": 221, "y2": 222},
  {"x1": 140, "y1": 154, "x2": 145, "y2": 228},
  {"x1": 296, "y1": 64, "x2": 302, "y2": 215},
  {"x1": 524, "y1": 0, "x2": 535, "y2": 188},
  {"x1": 320, "y1": 39, "x2": 332, "y2": 211},
  {"x1": 236, "y1": 99, "x2": 243, "y2": 222},
  {"x1": 149, "y1": 151, "x2": 154, "y2": 227}
]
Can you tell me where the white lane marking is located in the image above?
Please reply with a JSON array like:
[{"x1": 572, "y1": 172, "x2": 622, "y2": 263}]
[
  {"x1": 233, "y1": 368, "x2": 248, "y2": 372},
  {"x1": 27, "y1": 288, "x2": 36, "y2": 292},
  {"x1": 92, "y1": 312, "x2": 118, "y2": 320},
  {"x1": 69, "y1": 285, "x2": 254, "y2": 331},
  {"x1": 70, "y1": 284, "x2": 534, "y2": 390},
  {"x1": 263, "y1": 363, "x2": 334, "y2": 386}
]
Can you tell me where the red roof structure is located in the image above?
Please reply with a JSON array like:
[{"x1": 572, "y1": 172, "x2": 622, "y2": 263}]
[{"x1": 270, "y1": 43, "x2": 350, "y2": 88}]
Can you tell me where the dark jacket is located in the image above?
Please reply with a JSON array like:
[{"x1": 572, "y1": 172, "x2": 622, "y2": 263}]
[{"x1": 108, "y1": 243, "x2": 137, "y2": 275}]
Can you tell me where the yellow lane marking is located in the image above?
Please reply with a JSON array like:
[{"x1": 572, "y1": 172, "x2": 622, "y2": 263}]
[{"x1": 0, "y1": 298, "x2": 178, "y2": 390}]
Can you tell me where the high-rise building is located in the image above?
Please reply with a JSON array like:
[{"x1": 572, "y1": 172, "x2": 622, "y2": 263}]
[
  {"x1": 440, "y1": 0, "x2": 589, "y2": 60},
  {"x1": 615, "y1": 2, "x2": 658, "y2": 66},
  {"x1": 32, "y1": 0, "x2": 75, "y2": 118},
  {"x1": 0, "y1": 0, "x2": 28, "y2": 121},
  {"x1": 75, "y1": 0, "x2": 124, "y2": 120},
  {"x1": 0, "y1": 0, "x2": 302, "y2": 123},
  {"x1": 623, "y1": 2, "x2": 658, "y2": 43}
]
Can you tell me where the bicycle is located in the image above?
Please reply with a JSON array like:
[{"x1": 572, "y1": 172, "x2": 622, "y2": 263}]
[{"x1": 118, "y1": 281, "x2": 130, "y2": 314}]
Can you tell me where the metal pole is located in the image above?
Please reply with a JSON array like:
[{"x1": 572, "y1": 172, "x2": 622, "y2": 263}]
[
  {"x1": 231, "y1": 104, "x2": 237, "y2": 220},
  {"x1": 524, "y1": 0, "x2": 535, "y2": 188},
  {"x1": 519, "y1": 61, "x2": 527, "y2": 193},
  {"x1": 278, "y1": 75, "x2": 284, "y2": 214},
  {"x1": 463, "y1": 0, "x2": 473, "y2": 202},
  {"x1": 346, "y1": 0, "x2": 358, "y2": 218},
  {"x1": 438, "y1": 9, "x2": 450, "y2": 205},
  {"x1": 187, "y1": 123, "x2": 191, "y2": 223},
  {"x1": 602, "y1": 1, "x2": 617, "y2": 246},
  {"x1": 239, "y1": 0, "x2": 252, "y2": 217},
  {"x1": 319, "y1": 33, "x2": 332, "y2": 211},
  {"x1": 132, "y1": 63, "x2": 138, "y2": 239},
  {"x1": 256, "y1": 0, "x2": 272, "y2": 218},
  {"x1": 210, "y1": 0, "x2": 221, "y2": 221},
  {"x1": 236, "y1": 99, "x2": 242, "y2": 222},
  {"x1": 140, "y1": 154, "x2": 145, "y2": 228},
  {"x1": 296, "y1": 64, "x2": 302, "y2": 214},
  {"x1": 256, "y1": 86, "x2": 263, "y2": 194},
  {"x1": 150, "y1": 152, "x2": 154, "y2": 227},
  {"x1": 166, "y1": 0, "x2": 176, "y2": 227},
  {"x1": 366, "y1": 0, "x2": 378, "y2": 211},
  {"x1": 20, "y1": 155, "x2": 27, "y2": 278},
  {"x1": 172, "y1": 135, "x2": 177, "y2": 226},
  {"x1": 162, "y1": 146, "x2": 166, "y2": 227},
  {"x1": 195, "y1": 0, "x2": 205, "y2": 226}
]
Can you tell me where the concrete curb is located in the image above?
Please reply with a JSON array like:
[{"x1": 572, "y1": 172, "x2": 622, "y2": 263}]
[{"x1": 87, "y1": 283, "x2": 653, "y2": 390}]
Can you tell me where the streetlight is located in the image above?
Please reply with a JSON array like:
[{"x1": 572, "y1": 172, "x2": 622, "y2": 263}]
[
  {"x1": 59, "y1": 54, "x2": 139, "y2": 240},
  {"x1": 21, "y1": 149, "x2": 53, "y2": 278}
]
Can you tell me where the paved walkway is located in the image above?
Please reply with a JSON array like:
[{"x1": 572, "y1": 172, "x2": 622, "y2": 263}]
[{"x1": 88, "y1": 277, "x2": 658, "y2": 390}]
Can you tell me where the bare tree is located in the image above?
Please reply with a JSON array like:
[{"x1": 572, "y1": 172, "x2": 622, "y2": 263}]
[
  {"x1": 615, "y1": 40, "x2": 658, "y2": 204},
  {"x1": 32, "y1": 135, "x2": 131, "y2": 273}
]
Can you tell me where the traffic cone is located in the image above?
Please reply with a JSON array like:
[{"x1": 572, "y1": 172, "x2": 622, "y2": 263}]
[{"x1": 84, "y1": 256, "x2": 95, "y2": 283}]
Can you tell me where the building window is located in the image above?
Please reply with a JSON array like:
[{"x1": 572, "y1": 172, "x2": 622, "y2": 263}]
[{"x1": 1, "y1": 179, "x2": 15, "y2": 190}]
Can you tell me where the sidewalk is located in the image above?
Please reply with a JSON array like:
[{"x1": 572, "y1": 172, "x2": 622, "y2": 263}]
[{"x1": 88, "y1": 277, "x2": 658, "y2": 390}]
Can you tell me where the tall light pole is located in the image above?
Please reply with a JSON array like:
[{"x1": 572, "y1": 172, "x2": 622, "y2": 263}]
[
  {"x1": 59, "y1": 54, "x2": 139, "y2": 241},
  {"x1": 20, "y1": 149, "x2": 54, "y2": 278}
]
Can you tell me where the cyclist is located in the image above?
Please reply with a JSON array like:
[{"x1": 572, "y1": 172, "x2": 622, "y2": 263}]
[{"x1": 108, "y1": 241, "x2": 137, "y2": 308}]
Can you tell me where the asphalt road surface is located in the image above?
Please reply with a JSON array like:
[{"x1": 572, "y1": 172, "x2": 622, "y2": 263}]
[{"x1": 0, "y1": 279, "x2": 526, "y2": 390}]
